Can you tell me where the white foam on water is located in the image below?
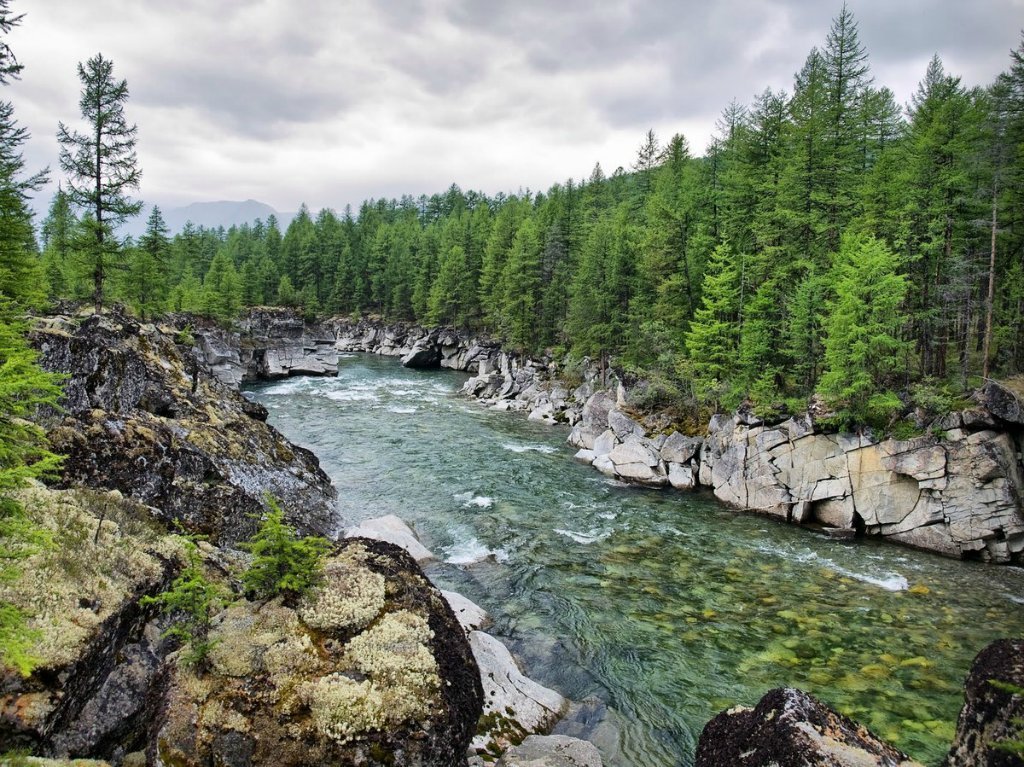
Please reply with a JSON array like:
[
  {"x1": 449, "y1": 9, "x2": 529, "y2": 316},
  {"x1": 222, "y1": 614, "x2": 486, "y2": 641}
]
[
  {"x1": 338, "y1": 353, "x2": 359, "y2": 359},
  {"x1": 386, "y1": 405, "x2": 418, "y2": 414},
  {"x1": 324, "y1": 389, "x2": 380, "y2": 403},
  {"x1": 444, "y1": 537, "x2": 509, "y2": 565},
  {"x1": 259, "y1": 377, "x2": 315, "y2": 396},
  {"x1": 554, "y1": 528, "x2": 611, "y2": 545},
  {"x1": 453, "y1": 492, "x2": 494, "y2": 509},
  {"x1": 755, "y1": 543, "x2": 909, "y2": 592},
  {"x1": 503, "y1": 442, "x2": 557, "y2": 454}
]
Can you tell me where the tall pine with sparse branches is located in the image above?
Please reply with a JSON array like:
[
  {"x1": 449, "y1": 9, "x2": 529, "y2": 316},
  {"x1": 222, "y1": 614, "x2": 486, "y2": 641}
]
[{"x1": 58, "y1": 53, "x2": 142, "y2": 314}]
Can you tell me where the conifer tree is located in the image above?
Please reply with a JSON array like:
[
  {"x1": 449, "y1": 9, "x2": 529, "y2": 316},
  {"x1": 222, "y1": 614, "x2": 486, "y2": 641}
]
[
  {"x1": 58, "y1": 53, "x2": 142, "y2": 314},
  {"x1": 818, "y1": 233, "x2": 908, "y2": 424},
  {"x1": 40, "y1": 187, "x2": 77, "y2": 300},
  {"x1": 684, "y1": 242, "x2": 742, "y2": 405}
]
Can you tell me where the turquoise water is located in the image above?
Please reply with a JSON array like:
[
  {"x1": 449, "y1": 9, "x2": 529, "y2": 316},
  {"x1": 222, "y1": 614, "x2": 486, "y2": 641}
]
[{"x1": 247, "y1": 354, "x2": 1024, "y2": 766}]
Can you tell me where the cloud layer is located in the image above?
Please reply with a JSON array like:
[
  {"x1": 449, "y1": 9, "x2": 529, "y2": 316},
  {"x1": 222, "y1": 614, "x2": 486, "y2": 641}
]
[{"x1": 6, "y1": 0, "x2": 1022, "y2": 216}]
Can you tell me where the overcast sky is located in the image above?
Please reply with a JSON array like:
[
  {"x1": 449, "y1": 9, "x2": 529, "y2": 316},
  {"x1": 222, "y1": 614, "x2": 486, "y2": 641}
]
[{"x1": 7, "y1": 0, "x2": 1024, "y2": 218}]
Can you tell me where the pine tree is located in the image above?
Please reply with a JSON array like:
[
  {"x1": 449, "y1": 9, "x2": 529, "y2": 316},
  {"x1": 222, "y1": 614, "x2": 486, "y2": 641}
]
[
  {"x1": 57, "y1": 53, "x2": 142, "y2": 313},
  {"x1": 818, "y1": 233, "x2": 908, "y2": 424},
  {"x1": 500, "y1": 219, "x2": 543, "y2": 350},
  {"x1": 684, "y1": 242, "x2": 742, "y2": 406},
  {"x1": 0, "y1": 98, "x2": 47, "y2": 308},
  {"x1": 40, "y1": 186, "x2": 77, "y2": 300}
]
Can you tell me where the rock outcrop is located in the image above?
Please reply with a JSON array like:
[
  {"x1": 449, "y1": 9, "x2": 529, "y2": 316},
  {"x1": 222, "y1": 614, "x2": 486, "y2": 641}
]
[
  {"x1": 566, "y1": 385, "x2": 1024, "y2": 563},
  {"x1": 154, "y1": 537, "x2": 483, "y2": 767},
  {"x1": 695, "y1": 687, "x2": 923, "y2": 767},
  {"x1": 946, "y1": 639, "x2": 1024, "y2": 766},
  {"x1": 191, "y1": 308, "x2": 338, "y2": 386},
  {"x1": 31, "y1": 312, "x2": 337, "y2": 545},
  {"x1": 0, "y1": 484, "x2": 186, "y2": 763}
]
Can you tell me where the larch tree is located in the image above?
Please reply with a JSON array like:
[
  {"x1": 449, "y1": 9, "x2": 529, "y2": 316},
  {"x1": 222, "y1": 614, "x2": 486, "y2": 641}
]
[{"x1": 57, "y1": 53, "x2": 142, "y2": 314}]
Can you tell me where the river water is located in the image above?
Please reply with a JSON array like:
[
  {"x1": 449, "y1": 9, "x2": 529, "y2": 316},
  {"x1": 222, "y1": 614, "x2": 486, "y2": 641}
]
[{"x1": 246, "y1": 354, "x2": 1024, "y2": 766}]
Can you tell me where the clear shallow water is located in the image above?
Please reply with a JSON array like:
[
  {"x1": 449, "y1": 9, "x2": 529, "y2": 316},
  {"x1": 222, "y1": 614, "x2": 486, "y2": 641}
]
[{"x1": 247, "y1": 355, "x2": 1024, "y2": 766}]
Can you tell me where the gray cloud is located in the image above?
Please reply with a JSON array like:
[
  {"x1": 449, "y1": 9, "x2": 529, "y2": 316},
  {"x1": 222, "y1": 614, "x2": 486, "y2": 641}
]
[{"x1": 5, "y1": 0, "x2": 1021, "y2": 219}]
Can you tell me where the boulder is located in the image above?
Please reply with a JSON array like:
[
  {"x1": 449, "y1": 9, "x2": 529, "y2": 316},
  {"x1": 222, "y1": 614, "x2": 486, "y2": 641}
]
[
  {"x1": 695, "y1": 687, "x2": 922, "y2": 767},
  {"x1": 154, "y1": 538, "x2": 483, "y2": 767},
  {"x1": 495, "y1": 734, "x2": 603, "y2": 767},
  {"x1": 33, "y1": 313, "x2": 337, "y2": 546},
  {"x1": 607, "y1": 410, "x2": 644, "y2": 440},
  {"x1": 667, "y1": 463, "x2": 696, "y2": 490},
  {"x1": 946, "y1": 638, "x2": 1024, "y2": 766},
  {"x1": 660, "y1": 432, "x2": 702, "y2": 465},
  {"x1": 402, "y1": 342, "x2": 442, "y2": 369},
  {"x1": 442, "y1": 590, "x2": 491, "y2": 634},
  {"x1": 344, "y1": 515, "x2": 436, "y2": 563},
  {"x1": 979, "y1": 378, "x2": 1024, "y2": 425},
  {"x1": 469, "y1": 632, "x2": 568, "y2": 758}
]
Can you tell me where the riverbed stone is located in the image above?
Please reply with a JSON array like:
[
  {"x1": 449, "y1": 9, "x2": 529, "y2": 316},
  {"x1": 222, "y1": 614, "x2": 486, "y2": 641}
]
[
  {"x1": 496, "y1": 734, "x2": 603, "y2": 767},
  {"x1": 344, "y1": 515, "x2": 436, "y2": 563}
]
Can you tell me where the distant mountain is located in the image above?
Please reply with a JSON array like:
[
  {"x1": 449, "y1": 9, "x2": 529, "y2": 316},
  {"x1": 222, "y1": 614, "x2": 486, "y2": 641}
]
[{"x1": 122, "y1": 199, "x2": 287, "y2": 238}]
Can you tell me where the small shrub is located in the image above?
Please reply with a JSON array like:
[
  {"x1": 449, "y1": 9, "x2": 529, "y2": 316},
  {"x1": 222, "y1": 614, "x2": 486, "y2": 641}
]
[
  {"x1": 241, "y1": 495, "x2": 330, "y2": 602},
  {"x1": 175, "y1": 324, "x2": 195, "y2": 346},
  {"x1": 141, "y1": 536, "x2": 225, "y2": 669}
]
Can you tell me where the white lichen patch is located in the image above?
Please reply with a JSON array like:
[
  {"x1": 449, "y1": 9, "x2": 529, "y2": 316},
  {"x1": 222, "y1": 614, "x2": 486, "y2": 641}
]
[
  {"x1": 298, "y1": 554, "x2": 385, "y2": 634},
  {"x1": 206, "y1": 598, "x2": 301, "y2": 678},
  {"x1": 299, "y1": 609, "x2": 441, "y2": 744},
  {"x1": 0, "y1": 484, "x2": 185, "y2": 670}
]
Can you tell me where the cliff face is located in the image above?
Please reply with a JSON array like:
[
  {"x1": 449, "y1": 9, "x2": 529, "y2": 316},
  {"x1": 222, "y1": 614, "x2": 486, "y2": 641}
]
[
  {"x1": 31, "y1": 311, "x2": 337, "y2": 545},
  {"x1": 569, "y1": 389, "x2": 1024, "y2": 564},
  {"x1": 192, "y1": 308, "x2": 338, "y2": 387}
]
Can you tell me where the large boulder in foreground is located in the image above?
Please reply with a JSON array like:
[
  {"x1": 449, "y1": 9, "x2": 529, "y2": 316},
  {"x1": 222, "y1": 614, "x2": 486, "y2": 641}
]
[
  {"x1": 695, "y1": 687, "x2": 922, "y2": 767},
  {"x1": 154, "y1": 538, "x2": 483, "y2": 767},
  {"x1": 31, "y1": 312, "x2": 336, "y2": 545},
  {"x1": 946, "y1": 639, "x2": 1024, "y2": 767}
]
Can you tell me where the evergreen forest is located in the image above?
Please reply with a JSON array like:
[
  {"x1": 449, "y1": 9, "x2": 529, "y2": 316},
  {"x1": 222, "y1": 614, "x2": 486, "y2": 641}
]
[{"x1": 14, "y1": 8, "x2": 1024, "y2": 428}]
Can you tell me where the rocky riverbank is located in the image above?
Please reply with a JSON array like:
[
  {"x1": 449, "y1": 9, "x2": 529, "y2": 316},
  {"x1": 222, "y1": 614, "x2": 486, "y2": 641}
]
[
  {"x1": 5, "y1": 309, "x2": 603, "y2": 767},
  {"x1": 325, "y1": 316, "x2": 1024, "y2": 565}
]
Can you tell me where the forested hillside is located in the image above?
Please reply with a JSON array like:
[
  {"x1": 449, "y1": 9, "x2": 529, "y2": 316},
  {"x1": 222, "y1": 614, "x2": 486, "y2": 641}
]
[{"x1": 37, "y1": 9, "x2": 1024, "y2": 426}]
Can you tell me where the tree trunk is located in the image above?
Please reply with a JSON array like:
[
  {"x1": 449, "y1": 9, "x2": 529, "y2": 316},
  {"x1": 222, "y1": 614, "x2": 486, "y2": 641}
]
[{"x1": 982, "y1": 185, "x2": 997, "y2": 380}]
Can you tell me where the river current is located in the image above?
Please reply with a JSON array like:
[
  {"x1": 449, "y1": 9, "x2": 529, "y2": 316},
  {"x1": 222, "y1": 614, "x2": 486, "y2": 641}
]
[{"x1": 247, "y1": 353, "x2": 1024, "y2": 766}]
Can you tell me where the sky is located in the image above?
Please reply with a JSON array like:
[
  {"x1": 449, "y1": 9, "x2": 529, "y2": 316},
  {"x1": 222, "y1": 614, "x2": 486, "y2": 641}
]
[{"x1": 7, "y1": 0, "x2": 1024, "y2": 219}]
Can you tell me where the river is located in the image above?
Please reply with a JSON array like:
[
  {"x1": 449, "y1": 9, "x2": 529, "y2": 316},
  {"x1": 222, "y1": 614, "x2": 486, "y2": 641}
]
[{"x1": 246, "y1": 353, "x2": 1024, "y2": 766}]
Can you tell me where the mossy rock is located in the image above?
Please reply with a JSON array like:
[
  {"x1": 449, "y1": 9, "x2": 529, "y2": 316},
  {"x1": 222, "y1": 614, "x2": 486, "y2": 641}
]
[{"x1": 153, "y1": 538, "x2": 483, "y2": 767}]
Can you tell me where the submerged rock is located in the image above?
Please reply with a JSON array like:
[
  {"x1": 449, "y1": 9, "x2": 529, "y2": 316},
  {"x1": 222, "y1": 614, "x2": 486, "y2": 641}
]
[
  {"x1": 31, "y1": 312, "x2": 336, "y2": 545},
  {"x1": 946, "y1": 638, "x2": 1024, "y2": 767},
  {"x1": 695, "y1": 687, "x2": 923, "y2": 767},
  {"x1": 153, "y1": 538, "x2": 483, "y2": 767}
]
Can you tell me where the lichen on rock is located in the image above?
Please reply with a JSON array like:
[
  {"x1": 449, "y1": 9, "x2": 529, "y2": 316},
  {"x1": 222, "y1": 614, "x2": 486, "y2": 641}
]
[
  {"x1": 298, "y1": 545, "x2": 386, "y2": 633},
  {"x1": 154, "y1": 538, "x2": 482, "y2": 767}
]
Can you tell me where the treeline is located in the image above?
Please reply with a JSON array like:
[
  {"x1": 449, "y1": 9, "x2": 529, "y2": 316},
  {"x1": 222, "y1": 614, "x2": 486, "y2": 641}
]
[{"x1": 35, "y1": 10, "x2": 1024, "y2": 425}]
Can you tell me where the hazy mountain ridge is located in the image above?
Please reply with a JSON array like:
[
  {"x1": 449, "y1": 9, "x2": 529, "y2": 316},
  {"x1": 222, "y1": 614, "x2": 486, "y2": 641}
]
[{"x1": 122, "y1": 199, "x2": 290, "y2": 237}]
